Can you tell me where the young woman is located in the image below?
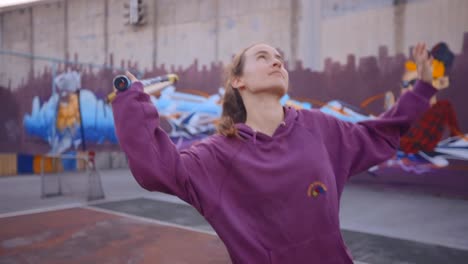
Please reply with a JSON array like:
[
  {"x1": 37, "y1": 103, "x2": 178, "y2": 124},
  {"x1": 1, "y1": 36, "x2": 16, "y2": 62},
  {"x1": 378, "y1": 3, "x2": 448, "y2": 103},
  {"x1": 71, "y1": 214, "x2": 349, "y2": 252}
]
[{"x1": 112, "y1": 43, "x2": 439, "y2": 263}]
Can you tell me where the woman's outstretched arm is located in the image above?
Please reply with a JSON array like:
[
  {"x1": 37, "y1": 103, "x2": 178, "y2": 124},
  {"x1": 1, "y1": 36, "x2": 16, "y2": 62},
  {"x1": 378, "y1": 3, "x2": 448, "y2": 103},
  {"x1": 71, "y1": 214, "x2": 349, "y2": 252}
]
[{"x1": 111, "y1": 74, "x2": 227, "y2": 217}]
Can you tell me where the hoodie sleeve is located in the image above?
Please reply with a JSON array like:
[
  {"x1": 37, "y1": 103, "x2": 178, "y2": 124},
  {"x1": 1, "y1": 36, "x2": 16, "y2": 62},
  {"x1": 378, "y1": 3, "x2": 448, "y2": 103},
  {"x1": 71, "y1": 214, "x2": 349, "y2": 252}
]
[
  {"x1": 320, "y1": 81, "x2": 437, "y2": 185},
  {"x1": 111, "y1": 81, "x2": 226, "y2": 217}
]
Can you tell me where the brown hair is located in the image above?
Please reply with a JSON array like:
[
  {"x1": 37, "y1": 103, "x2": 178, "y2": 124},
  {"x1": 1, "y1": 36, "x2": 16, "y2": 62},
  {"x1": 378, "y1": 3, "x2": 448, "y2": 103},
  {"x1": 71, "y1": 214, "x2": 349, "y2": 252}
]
[{"x1": 216, "y1": 45, "x2": 255, "y2": 137}]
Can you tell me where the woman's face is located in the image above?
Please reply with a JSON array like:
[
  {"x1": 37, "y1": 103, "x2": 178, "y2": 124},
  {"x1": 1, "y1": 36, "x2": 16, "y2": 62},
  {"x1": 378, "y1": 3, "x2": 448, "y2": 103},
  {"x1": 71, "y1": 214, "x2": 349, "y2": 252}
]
[{"x1": 234, "y1": 44, "x2": 289, "y2": 98}]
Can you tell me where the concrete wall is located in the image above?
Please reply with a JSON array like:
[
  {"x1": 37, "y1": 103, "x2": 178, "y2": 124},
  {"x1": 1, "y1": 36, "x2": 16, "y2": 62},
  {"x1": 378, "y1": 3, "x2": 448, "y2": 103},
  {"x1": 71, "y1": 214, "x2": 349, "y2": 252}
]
[
  {"x1": 95, "y1": 151, "x2": 128, "y2": 170},
  {"x1": 1, "y1": 8, "x2": 34, "y2": 88},
  {"x1": 108, "y1": 0, "x2": 156, "y2": 71},
  {"x1": 33, "y1": 2, "x2": 66, "y2": 75},
  {"x1": 321, "y1": 0, "x2": 468, "y2": 64},
  {"x1": 0, "y1": 0, "x2": 467, "y2": 86}
]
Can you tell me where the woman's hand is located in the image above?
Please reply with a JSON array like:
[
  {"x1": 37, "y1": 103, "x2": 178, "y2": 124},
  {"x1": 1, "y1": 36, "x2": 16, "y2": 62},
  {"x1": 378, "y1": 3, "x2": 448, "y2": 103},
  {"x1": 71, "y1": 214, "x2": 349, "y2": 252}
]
[
  {"x1": 108, "y1": 71, "x2": 139, "y2": 103},
  {"x1": 412, "y1": 43, "x2": 434, "y2": 87}
]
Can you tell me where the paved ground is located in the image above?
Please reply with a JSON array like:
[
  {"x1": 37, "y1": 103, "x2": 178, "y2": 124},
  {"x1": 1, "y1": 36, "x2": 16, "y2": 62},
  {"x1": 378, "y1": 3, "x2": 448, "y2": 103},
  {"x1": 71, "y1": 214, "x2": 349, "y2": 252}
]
[
  {"x1": 0, "y1": 207, "x2": 230, "y2": 264},
  {"x1": 0, "y1": 169, "x2": 467, "y2": 263}
]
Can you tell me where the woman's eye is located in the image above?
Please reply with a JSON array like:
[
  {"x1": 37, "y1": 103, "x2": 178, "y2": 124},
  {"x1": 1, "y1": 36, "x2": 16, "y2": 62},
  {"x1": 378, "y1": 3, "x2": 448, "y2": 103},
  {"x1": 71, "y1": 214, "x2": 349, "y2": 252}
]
[{"x1": 258, "y1": 55, "x2": 266, "y2": 60}]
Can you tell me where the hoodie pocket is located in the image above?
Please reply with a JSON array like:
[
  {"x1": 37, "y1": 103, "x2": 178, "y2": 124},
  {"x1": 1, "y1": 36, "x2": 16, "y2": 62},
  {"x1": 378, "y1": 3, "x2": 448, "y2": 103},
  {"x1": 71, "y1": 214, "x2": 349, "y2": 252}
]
[{"x1": 268, "y1": 233, "x2": 351, "y2": 264}]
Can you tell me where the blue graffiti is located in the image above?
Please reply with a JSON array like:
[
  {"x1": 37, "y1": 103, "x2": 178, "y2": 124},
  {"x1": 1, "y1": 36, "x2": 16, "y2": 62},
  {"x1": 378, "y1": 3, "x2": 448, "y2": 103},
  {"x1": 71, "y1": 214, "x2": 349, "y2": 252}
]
[{"x1": 24, "y1": 89, "x2": 117, "y2": 155}]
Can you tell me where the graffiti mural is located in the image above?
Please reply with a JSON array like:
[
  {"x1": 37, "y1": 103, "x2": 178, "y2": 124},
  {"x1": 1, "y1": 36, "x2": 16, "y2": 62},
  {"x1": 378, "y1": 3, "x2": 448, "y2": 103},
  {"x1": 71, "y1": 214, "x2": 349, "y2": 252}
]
[
  {"x1": 23, "y1": 70, "x2": 117, "y2": 155},
  {"x1": 320, "y1": 42, "x2": 468, "y2": 176},
  {"x1": 1, "y1": 33, "x2": 468, "y2": 194},
  {"x1": 22, "y1": 69, "x2": 312, "y2": 152}
]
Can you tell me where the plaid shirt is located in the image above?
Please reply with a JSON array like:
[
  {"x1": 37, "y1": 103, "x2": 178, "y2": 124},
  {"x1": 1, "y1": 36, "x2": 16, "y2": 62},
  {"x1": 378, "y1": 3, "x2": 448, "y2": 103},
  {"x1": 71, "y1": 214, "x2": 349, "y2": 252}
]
[{"x1": 400, "y1": 100, "x2": 462, "y2": 153}]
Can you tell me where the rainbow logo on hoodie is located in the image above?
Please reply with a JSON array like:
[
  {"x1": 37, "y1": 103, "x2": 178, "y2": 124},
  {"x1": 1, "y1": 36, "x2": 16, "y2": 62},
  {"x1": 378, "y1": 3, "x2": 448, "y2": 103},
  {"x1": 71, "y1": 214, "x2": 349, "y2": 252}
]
[{"x1": 307, "y1": 182, "x2": 327, "y2": 198}]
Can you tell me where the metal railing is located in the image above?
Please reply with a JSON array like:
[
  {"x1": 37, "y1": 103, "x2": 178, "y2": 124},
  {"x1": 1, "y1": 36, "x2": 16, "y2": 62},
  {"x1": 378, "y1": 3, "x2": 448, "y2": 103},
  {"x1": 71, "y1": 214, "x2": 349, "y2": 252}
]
[{"x1": 40, "y1": 152, "x2": 105, "y2": 201}]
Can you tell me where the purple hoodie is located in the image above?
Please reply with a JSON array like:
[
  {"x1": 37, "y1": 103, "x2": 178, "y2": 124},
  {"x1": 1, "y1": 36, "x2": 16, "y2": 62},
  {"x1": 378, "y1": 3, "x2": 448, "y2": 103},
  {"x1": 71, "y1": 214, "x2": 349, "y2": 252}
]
[{"x1": 112, "y1": 81, "x2": 437, "y2": 264}]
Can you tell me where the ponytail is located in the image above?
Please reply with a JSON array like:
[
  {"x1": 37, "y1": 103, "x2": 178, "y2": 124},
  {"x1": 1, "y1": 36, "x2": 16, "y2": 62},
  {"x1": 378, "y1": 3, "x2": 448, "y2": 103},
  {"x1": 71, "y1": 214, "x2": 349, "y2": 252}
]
[{"x1": 217, "y1": 45, "x2": 255, "y2": 137}]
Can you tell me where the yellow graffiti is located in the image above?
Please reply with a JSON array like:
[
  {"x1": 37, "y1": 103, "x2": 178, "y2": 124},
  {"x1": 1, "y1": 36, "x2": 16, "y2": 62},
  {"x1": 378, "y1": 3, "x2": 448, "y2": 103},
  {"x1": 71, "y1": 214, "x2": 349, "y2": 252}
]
[
  {"x1": 404, "y1": 59, "x2": 445, "y2": 79},
  {"x1": 56, "y1": 94, "x2": 80, "y2": 131}
]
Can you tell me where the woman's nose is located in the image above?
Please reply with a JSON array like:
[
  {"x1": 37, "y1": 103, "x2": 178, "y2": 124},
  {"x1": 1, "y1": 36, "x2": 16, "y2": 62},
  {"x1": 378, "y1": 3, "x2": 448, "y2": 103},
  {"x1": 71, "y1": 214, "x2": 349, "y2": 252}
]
[{"x1": 272, "y1": 58, "x2": 282, "y2": 68}]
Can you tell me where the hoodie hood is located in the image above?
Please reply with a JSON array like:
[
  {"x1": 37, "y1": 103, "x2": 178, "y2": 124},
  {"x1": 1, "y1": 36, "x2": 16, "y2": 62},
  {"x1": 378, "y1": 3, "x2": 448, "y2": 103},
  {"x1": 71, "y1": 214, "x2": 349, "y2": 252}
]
[{"x1": 234, "y1": 106, "x2": 298, "y2": 143}]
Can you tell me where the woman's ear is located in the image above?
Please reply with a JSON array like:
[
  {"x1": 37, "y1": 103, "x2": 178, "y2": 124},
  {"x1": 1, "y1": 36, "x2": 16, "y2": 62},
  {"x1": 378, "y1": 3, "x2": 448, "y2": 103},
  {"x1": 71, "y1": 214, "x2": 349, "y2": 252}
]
[{"x1": 231, "y1": 76, "x2": 244, "y2": 90}]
